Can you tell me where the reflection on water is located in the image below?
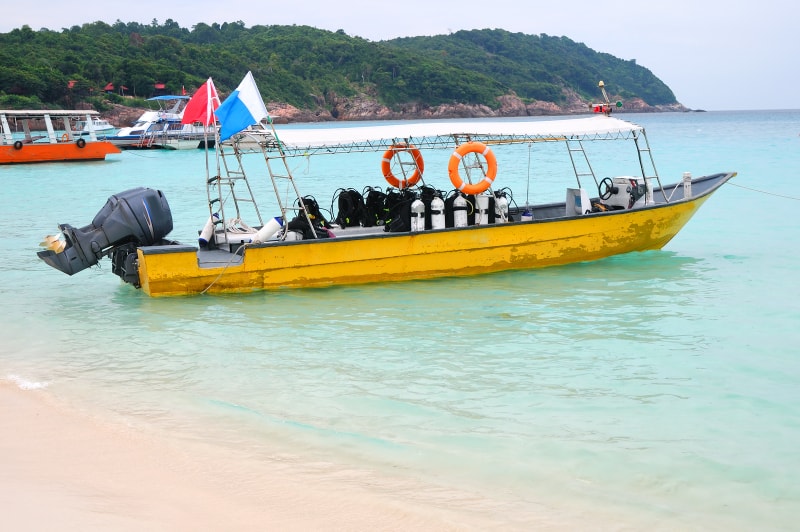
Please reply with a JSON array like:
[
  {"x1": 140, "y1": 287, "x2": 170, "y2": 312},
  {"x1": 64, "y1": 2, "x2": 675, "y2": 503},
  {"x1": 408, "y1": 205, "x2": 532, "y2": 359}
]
[{"x1": 41, "y1": 251, "x2": 725, "y2": 501}]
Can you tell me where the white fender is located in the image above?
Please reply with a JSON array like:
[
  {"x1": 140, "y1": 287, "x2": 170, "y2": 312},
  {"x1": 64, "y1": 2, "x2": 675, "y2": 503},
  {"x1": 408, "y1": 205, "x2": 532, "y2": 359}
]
[
  {"x1": 250, "y1": 216, "x2": 284, "y2": 243},
  {"x1": 198, "y1": 213, "x2": 220, "y2": 246}
]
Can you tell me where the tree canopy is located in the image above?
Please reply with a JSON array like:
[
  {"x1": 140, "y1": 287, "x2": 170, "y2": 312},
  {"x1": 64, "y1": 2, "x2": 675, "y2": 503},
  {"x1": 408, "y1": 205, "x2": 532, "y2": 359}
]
[{"x1": 0, "y1": 21, "x2": 677, "y2": 111}]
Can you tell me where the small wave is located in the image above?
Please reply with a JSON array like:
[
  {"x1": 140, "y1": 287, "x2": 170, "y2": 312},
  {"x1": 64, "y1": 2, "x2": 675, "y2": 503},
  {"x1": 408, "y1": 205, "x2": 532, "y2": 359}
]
[{"x1": 6, "y1": 374, "x2": 50, "y2": 390}]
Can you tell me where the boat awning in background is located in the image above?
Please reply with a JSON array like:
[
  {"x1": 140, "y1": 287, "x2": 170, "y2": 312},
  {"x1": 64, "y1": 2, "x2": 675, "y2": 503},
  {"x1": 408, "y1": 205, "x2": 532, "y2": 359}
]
[
  {"x1": 147, "y1": 95, "x2": 190, "y2": 101},
  {"x1": 1, "y1": 110, "x2": 100, "y2": 119}
]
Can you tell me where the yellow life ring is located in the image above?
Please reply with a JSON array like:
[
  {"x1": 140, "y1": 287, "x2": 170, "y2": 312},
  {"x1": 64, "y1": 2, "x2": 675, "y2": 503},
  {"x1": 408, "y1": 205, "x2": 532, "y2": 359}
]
[
  {"x1": 61, "y1": 133, "x2": 69, "y2": 142},
  {"x1": 381, "y1": 143, "x2": 424, "y2": 189},
  {"x1": 448, "y1": 141, "x2": 498, "y2": 195}
]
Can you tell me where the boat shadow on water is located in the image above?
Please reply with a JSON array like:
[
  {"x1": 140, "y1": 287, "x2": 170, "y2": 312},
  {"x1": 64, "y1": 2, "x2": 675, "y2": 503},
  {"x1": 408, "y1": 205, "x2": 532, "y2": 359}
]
[{"x1": 115, "y1": 249, "x2": 713, "y2": 347}]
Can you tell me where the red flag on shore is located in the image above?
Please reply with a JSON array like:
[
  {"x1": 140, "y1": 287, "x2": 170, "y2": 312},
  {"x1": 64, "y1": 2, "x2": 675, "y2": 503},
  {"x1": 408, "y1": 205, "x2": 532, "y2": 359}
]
[{"x1": 181, "y1": 78, "x2": 220, "y2": 126}]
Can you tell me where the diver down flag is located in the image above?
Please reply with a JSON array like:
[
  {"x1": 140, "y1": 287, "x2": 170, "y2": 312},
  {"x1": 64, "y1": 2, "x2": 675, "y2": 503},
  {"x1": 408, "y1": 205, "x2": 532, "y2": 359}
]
[
  {"x1": 181, "y1": 78, "x2": 220, "y2": 127},
  {"x1": 214, "y1": 71, "x2": 270, "y2": 141}
]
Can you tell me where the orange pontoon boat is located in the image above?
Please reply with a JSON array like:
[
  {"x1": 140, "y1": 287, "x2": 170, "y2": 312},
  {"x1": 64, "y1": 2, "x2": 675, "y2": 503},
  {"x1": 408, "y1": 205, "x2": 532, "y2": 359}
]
[{"x1": 1, "y1": 110, "x2": 120, "y2": 164}]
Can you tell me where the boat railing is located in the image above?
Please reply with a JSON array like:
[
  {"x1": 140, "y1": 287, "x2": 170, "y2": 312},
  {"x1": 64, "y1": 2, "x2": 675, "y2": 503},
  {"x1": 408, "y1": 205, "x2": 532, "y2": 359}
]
[
  {"x1": 206, "y1": 134, "x2": 267, "y2": 247},
  {"x1": 135, "y1": 132, "x2": 156, "y2": 148},
  {"x1": 1, "y1": 111, "x2": 104, "y2": 145},
  {"x1": 214, "y1": 125, "x2": 317, "y2": 241},
  {"x1": 566, "y1": 138, "x2": 599, "y2": 190},
  {"x1": 632, "y1": 129, "x2": 667, "y2": 203}
]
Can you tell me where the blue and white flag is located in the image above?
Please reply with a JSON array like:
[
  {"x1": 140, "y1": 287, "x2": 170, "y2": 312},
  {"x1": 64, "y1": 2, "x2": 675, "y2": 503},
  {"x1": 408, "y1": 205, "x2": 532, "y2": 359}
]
[{"x1": 215, "y1": 71, "x2": 269, "y2": 141}]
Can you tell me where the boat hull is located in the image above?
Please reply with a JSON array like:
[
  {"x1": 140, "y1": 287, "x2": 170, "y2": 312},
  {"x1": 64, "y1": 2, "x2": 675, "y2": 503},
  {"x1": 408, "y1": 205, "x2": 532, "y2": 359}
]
[
  {"x1": 0, "y1": 141, "x2": 120, "y2": 164},
  {"x1": 111, "y1": 135, "x2": 215, "y2": 150},
  {"x1": 137, "y1": 180, "x2": 721, "y2": 297},
  {"x1": 154, "y1": 137, "x2": 216, "y2": 150}
]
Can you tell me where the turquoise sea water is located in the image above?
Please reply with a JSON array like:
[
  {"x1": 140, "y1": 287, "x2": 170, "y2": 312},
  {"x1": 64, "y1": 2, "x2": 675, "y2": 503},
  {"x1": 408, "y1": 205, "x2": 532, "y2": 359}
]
[{"x1": 2, "y1": 110, "x2": 799, "y2": 529}]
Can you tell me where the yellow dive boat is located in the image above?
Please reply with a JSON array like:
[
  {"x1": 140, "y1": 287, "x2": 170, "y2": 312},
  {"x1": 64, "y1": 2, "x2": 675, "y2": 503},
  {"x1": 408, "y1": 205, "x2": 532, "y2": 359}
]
[{"x1": 37, "y1": 75, "x2": 735, "y2": 296}]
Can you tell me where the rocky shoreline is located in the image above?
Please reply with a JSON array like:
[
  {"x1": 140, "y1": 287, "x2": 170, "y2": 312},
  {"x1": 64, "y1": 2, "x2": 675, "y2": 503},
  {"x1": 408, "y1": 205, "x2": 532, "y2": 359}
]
[{"x1": 103, "y1": 89, "x2": 688, "y2": 127}]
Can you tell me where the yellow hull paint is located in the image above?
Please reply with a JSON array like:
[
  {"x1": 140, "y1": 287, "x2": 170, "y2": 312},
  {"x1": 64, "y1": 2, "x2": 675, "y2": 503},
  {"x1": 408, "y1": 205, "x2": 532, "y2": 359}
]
[{"x1": 138, "y1": 194, "x2": 708, "y2": 297}]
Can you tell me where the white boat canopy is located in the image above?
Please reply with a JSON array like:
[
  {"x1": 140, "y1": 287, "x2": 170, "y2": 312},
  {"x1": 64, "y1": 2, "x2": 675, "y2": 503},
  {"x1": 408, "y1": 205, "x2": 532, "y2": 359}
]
[
  {"x1": 1, "y1": 109, "x2": 101, "y2": 119},
  {"x1": 241, "y1": 115, "x2": 646, "y2": 156}
]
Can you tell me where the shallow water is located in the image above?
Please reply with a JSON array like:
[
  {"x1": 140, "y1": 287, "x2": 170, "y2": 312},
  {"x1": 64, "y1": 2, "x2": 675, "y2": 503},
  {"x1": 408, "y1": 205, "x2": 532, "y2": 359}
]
[{"x1": 2, "y1": 110, "x2": 799, "y2": 529}]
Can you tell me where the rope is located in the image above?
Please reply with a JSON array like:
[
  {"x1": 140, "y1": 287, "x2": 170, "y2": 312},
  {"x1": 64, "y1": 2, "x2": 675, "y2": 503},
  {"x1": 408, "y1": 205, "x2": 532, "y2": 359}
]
[
  {"x1": 727, "y1": 182, "x2": 800, "y2": 201},
  {"x1": 121, "y1": 149, "x2": 160, "y2": 158},
  {"x1": 200, "y1": 243, "x2": 248, "y2": 295},
  {"x1": 525, "y1": 143, "x2": 531, "y2": 205}
]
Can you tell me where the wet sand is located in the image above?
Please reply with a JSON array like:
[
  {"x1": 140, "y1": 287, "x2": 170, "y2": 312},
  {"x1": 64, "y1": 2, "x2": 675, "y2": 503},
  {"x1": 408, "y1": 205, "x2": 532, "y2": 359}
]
[{"x1": 0, "y1": 382, "x2": 476, "y2": 531}]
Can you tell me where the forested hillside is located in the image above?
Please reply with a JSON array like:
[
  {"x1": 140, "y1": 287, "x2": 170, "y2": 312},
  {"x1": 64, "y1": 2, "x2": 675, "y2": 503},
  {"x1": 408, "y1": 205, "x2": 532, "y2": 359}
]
[
  {"x1": 389, "y1": 29, "x2": 675, "y2": 106},
  {"x1": 0, "y1": 20, "x2": 678, "y2": 117}
]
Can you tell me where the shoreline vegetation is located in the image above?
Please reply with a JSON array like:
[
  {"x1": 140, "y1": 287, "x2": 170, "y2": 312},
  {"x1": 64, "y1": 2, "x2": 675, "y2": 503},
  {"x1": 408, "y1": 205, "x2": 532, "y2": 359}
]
[{"x1": 1, "y1": 23, "x2": 682, "y2": 125}]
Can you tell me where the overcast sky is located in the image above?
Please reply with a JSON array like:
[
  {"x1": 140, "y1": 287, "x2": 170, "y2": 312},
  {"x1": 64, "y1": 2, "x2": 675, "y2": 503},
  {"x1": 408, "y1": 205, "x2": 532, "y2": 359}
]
[{"x1": 2, "y1": 0, "x2": 795, "y2": 111}]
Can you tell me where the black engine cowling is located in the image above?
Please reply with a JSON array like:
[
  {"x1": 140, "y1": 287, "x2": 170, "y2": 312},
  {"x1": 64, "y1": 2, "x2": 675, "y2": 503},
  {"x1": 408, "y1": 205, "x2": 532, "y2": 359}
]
[{"x1": 37, "y1": 187, "x2": 173, "y2": 281}]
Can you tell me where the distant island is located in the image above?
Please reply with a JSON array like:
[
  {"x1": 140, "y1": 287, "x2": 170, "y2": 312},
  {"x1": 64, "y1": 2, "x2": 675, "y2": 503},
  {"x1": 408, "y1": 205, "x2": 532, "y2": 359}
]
[{"x1": 0, "y1": 21, "x2": 686, "y2": 124}]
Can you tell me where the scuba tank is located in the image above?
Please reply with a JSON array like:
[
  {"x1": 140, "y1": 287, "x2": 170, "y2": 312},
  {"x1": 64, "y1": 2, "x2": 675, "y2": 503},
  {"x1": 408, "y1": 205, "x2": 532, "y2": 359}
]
[
  {"x1": 475, "y1": 194, "x2": 490, "y2": 225},
  {"x1": 494, "y1": 191, "x2": 509, "y2": 223},
  {"x1": 453, "y1": 193, "x2": 468, "y2": 228},
  {"x1": 410, "y1": 198, "x2": 426, "y2": 231},
  {"x1": 430, "y1": 194, "x2": 445, "y2": 230}
]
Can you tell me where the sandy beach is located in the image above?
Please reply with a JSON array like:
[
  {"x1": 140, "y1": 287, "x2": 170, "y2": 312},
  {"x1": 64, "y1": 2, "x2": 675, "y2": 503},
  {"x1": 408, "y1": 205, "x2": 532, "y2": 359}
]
[{"x1": 0, "y1": 382, "x2": 481, "y2": 531}]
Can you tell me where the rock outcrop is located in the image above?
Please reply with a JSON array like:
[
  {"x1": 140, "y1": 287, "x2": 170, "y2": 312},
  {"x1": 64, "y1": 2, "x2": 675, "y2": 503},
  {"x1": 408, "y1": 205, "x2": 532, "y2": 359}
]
[
  {"x1": 620, "y1": 97, "x2": 688, "y2": 113},
  {"x1": 263, "y1": 87, "x2": 687, "y2": 123},
  {"x1": 102, "y1": 89, "x2": 688, "y2": 127}
]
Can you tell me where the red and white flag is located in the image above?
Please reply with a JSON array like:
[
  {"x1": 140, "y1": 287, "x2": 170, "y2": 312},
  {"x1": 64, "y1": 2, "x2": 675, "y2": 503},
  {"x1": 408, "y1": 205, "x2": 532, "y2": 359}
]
[{"x1": 181, "y1": 78, "x2": 220, "y2": 126}]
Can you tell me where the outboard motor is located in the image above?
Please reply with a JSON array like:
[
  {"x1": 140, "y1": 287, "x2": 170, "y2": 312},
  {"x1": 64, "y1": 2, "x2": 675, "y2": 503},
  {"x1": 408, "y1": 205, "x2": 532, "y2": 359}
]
[{"x1": 37, "y1": 188, "x2": 173, "y2": 284}]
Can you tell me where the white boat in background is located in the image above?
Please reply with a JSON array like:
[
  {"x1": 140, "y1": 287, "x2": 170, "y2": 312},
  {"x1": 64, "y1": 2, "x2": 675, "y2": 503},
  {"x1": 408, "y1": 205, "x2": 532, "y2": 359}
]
[
  {"x1": 110, "y1": 95, "x2": 214, "y2": 150},
  {"x1": 73, "y1": 118, "x2": 115, "y2": 137}
]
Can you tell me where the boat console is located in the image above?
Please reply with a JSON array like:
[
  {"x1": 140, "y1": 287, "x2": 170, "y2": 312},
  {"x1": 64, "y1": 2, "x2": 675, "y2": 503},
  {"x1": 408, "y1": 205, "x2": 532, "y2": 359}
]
[{"x1": 599, "y1": 176, "x2": 650, "y2": 209}]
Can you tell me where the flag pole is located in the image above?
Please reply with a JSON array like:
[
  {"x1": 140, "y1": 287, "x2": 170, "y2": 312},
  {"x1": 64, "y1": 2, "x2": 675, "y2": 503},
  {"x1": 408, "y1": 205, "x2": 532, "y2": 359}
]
[{"x1": 203, "y1": 78, "x2": 213, "y2": 214}]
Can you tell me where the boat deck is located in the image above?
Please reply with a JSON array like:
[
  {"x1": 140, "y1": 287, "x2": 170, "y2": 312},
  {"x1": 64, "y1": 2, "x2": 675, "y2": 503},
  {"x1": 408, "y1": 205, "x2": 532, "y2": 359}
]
[{"x1": 184, "y1": 172, "x2": 732, "y2": 270}]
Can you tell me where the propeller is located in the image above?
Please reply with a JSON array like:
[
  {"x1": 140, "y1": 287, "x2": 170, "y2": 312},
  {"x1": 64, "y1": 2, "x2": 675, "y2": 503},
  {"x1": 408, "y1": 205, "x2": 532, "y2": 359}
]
[{"x1": 39, "y1": 233, "x2": 66, "y2": 253}]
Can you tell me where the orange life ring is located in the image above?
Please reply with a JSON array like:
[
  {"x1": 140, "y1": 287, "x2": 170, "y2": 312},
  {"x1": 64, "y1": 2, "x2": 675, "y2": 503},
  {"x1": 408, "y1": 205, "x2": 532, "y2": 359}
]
[
  {"x1": 381, "y1": 143, "x2": 424, "y2": 189},
  {"x1": 61, "y1": 133, "x2": 69, "y2": 142},
  {"x1": 448, "y1": 142, "x2": 498, "y2": 195}
]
